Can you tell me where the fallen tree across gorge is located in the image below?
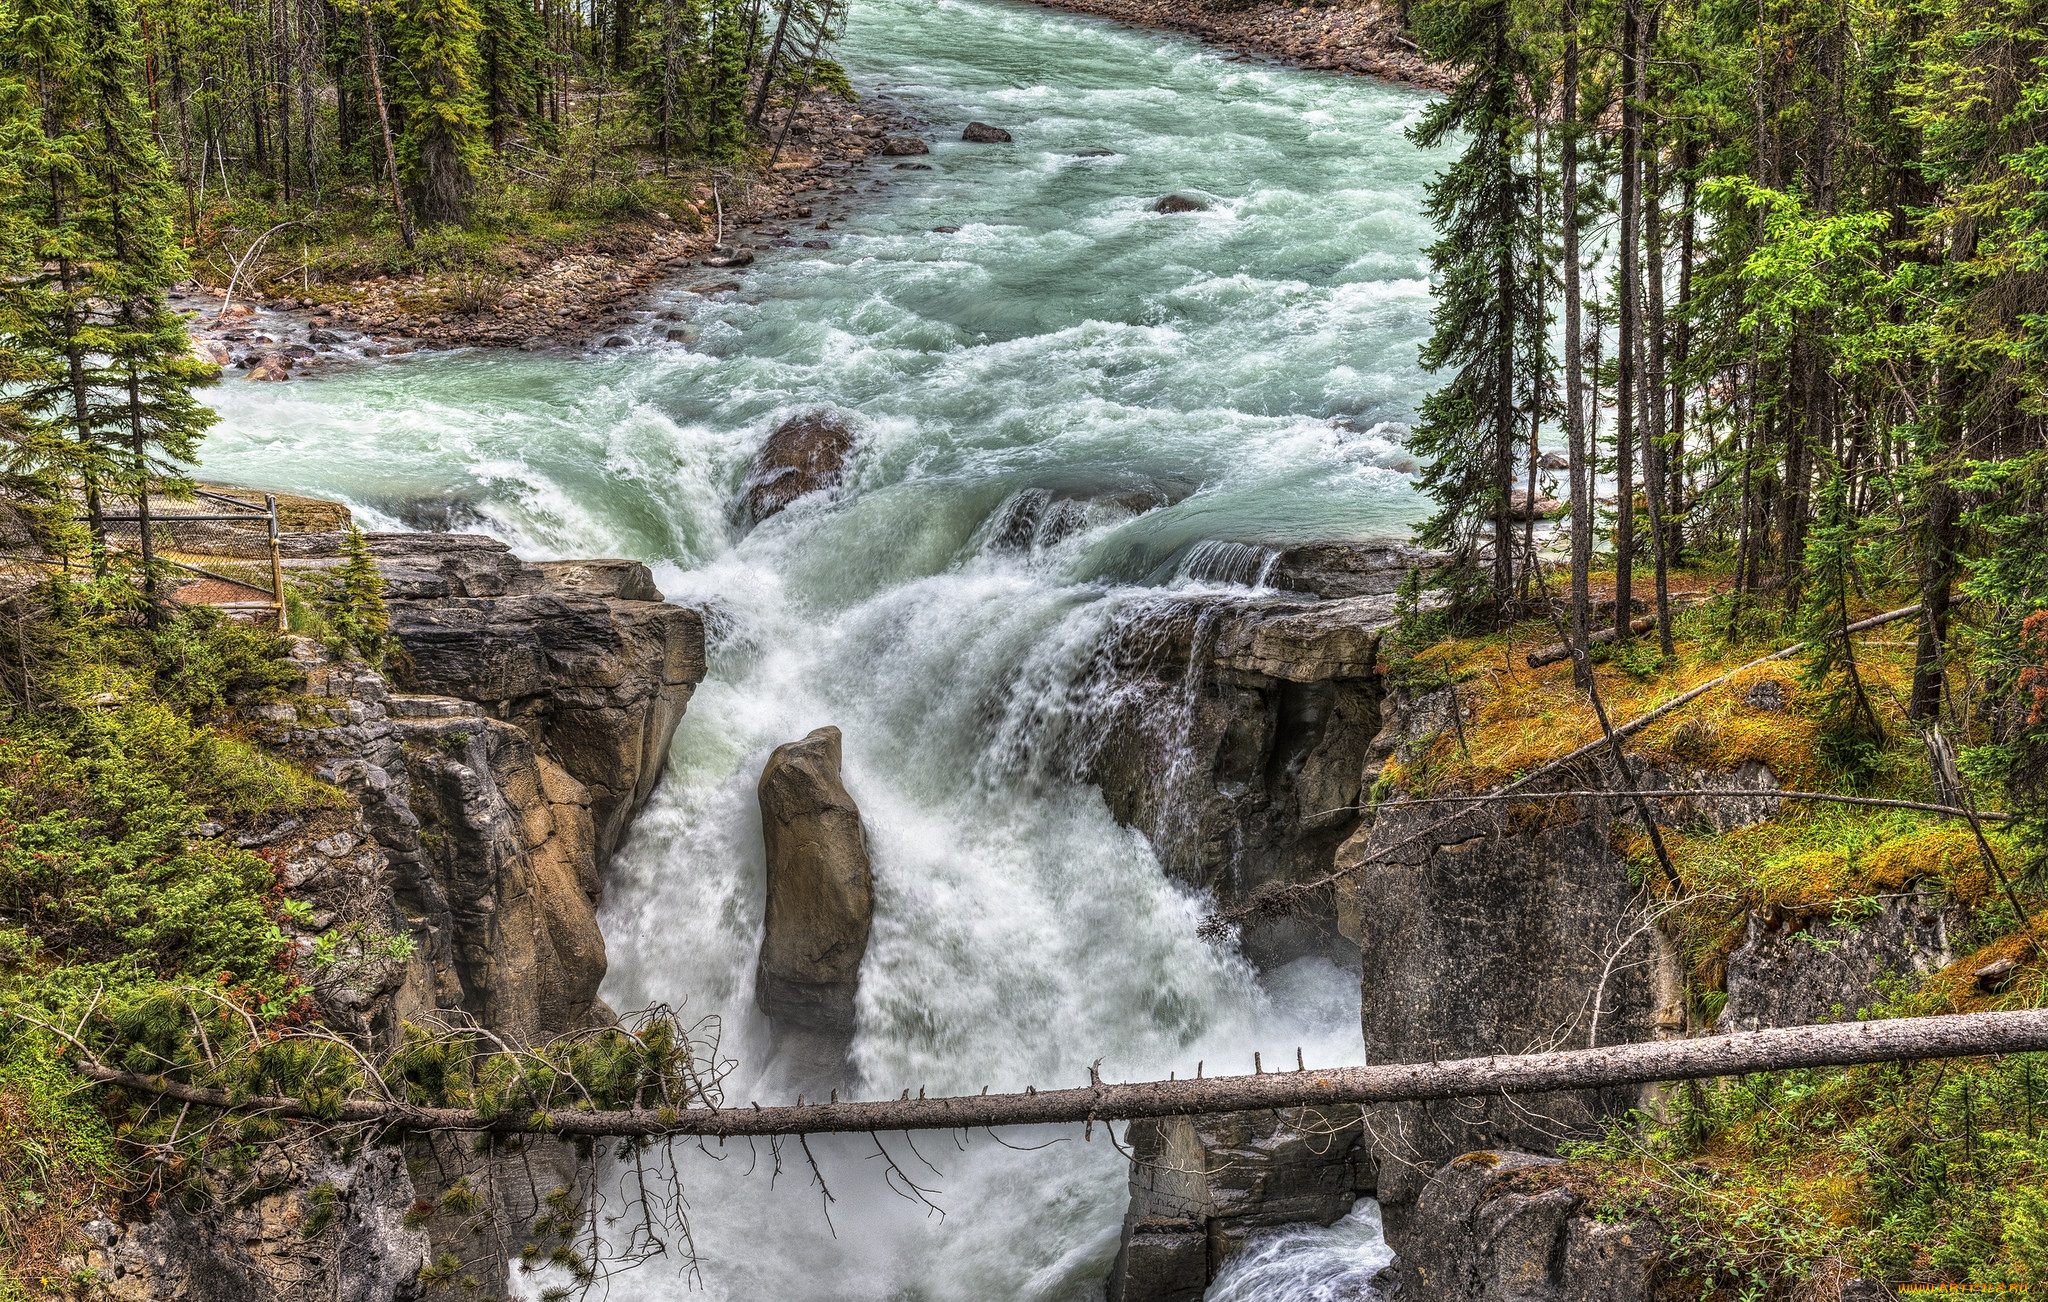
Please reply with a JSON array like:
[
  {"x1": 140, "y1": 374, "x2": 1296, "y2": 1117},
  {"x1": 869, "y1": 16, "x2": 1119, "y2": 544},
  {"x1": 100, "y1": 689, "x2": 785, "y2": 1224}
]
[{"x1": 64, "y1": 1008, "x2": 2048, "y2": 1139}]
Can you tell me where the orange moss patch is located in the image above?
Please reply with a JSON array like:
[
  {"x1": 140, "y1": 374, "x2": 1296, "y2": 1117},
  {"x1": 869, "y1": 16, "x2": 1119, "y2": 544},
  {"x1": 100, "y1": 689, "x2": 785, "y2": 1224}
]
[{"x1": 1389, "y1": 591, "x2": 1920, "y2": 796}]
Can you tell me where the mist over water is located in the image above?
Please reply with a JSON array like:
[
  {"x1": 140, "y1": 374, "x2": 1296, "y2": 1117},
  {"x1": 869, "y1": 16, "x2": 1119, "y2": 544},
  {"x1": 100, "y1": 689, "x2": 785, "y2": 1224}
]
[{"x1": 198, "y1": 0, "x2": 1441, "y2": 1294}]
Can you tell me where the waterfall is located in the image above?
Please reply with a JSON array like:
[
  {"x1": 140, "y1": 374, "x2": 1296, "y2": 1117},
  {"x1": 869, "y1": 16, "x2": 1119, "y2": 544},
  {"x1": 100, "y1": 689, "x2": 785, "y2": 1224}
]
[{"x1": 194, "y1": 0, "x2": 1446, "y2": 1293}]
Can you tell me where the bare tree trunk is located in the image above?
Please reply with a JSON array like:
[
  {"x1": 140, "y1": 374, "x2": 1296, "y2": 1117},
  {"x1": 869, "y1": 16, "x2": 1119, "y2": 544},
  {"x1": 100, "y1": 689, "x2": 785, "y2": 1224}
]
[
  {"x1": 73, "y1": 1009, "x2": 2048, "y2": 1139},
  {"x1": 1639, "y1": 42, "x2": 1674, "y2": 658},
  {"x1": 357, "y1": 0, "x2": 414, "y2": 250},
  {"x1": 1560, "y1": 0, "x2": 1590, "y2": 689},
  {"x1": 1614, "y1": 0, "x2": 1640, "y2": 641}
]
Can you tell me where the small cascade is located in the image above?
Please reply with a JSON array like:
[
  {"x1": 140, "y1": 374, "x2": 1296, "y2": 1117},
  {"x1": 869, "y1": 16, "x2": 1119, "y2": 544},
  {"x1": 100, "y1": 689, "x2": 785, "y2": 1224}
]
[{"x1": 1172, "y1": 539, "x2": 1283, "y2": 589}]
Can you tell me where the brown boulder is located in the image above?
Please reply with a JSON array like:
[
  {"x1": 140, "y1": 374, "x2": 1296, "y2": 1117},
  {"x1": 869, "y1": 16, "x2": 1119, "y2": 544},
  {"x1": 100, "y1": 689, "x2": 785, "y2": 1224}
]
[
  {"x1": 1154, "y1": 194, "x2": 1208, "y2": 214},
  {"x1": 756, "y1": 727, "x2": 872, "y2": 1037},
  {"x1": 880, "y1": 135, "x2": 930, "y2": 155},
  {"x1": 962, "y1": 121, "x2": 1013, "y2": 143},
  {"x1": 743, "y1": 409, "x2": 858, "y2": 524}
]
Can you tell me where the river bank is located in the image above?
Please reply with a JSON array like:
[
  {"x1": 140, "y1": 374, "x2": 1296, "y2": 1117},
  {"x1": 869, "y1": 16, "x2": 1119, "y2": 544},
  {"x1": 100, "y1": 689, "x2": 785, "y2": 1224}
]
[
  {"x1": 1019, "y1": 0, "x2": 1450, "y2": 91},
  {"x1": 183, "y1": 91, "x2": 926, "y2": 363}
]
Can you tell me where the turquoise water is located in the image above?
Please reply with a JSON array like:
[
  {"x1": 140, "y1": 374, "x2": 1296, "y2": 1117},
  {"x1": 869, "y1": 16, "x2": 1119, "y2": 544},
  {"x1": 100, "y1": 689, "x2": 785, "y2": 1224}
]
[{"x1": 200, "y1": 1, "x2": 1438, "y2": 1296}]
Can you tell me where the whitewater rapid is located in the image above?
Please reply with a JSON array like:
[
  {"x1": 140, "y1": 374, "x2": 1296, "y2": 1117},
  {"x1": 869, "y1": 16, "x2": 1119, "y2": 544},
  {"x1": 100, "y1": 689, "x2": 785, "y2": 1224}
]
[{"x1": 198, "y1": 0, "x2": 1443, "y2": 1294}]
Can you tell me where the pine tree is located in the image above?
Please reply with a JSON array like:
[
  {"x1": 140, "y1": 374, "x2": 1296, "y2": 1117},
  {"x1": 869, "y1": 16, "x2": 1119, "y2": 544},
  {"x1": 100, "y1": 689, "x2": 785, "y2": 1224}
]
[
  {"x1": 381, "y1": 0, "x2": 488, "y2": 224},
  {"x1": 0, "y1": 0, "x2": 215, "y2": 586},
  {"x1": 478, "y1": 0, "x2": 545, "y2": 150},
  {"x1": 1406, "y1": 0, "x2": 1545, "y2": 616}
]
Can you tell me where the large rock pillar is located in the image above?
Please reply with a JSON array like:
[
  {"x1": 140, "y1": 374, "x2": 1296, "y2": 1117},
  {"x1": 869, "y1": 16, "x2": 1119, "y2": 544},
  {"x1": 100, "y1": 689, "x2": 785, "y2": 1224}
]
[{"x1": 756, "y1": 726, "x2": 873, "y2": 1084}]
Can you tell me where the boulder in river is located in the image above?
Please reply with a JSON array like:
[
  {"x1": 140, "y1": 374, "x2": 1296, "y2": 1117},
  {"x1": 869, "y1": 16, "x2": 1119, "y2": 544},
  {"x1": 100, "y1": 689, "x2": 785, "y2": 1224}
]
[
  {"x1": 962, "y1": 121, "x2": 1013, "y2": 143},
  {"x1": 743, "y1": 409, "x2": 858, "y2": 525},
  {"x1": 756, "y1": 727, "x2": 873, "y2": 1043},
  {"x1": 1154, "y1": 194, "x2": 1208, "y2": 213},
  {"x1": 880, "y1": 135, "x2": 930, "y2": 155}
]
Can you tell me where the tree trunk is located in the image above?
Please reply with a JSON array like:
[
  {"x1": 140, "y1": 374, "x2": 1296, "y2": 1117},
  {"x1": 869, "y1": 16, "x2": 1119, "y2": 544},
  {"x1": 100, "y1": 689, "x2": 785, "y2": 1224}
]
[
  {"x1": 1490, "y1": 12, "x2": 1516, "y2": 615},
  {"x1": 1639, "y1": 44, "x2": 1674, "y2": 658},
  {"x1": 76, "y1": 1009, "x2": 2048, "y2": 1139},
  {"x1": 357, "y1": 1, "x2": 414, "y2": 249},
  {"x1": 1561, "y1": 0, "x2": 1590, "y2": 688},
  {"x1": 1614, "y1": 0, "x2": 1640, "y2": 640}
]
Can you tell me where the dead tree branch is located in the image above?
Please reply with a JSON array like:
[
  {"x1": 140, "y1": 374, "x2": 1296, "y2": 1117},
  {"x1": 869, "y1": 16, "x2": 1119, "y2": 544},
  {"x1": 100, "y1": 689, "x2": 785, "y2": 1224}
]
[{"x1": 59, "y1": 1009, "x2": 2048, "y2": 1139}]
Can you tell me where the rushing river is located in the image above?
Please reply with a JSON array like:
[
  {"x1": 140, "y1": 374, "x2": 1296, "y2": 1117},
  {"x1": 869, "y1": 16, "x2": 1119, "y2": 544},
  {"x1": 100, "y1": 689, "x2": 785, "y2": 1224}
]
[{"x1": 200, "y1": 0, "x2": 1441, "y2": 1295}]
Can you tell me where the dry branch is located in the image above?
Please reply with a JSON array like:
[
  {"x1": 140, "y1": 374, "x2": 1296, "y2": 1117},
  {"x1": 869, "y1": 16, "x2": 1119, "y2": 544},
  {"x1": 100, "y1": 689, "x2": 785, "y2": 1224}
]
[{"x1": 69, "y1": 1009, "x2": 2048, "y2": 1139}]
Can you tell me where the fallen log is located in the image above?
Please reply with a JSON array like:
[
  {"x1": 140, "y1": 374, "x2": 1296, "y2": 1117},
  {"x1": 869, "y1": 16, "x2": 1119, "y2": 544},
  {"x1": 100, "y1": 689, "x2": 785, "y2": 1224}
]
[
  {"x1": 69, "y1": 1008, "x2": 2048, "y2": 1139},
  {"x1": 1512, "y1": 602, "x2": 1924, "y2": 785},
  {"x1": 1528, "y1": 613, "x2": 1659, "y2": 666}
]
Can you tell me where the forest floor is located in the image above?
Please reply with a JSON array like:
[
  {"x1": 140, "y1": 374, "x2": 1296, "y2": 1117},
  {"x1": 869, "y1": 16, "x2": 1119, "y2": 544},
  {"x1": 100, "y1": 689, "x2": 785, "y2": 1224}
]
[
  {"x1": 180, "y1": 90, "x2": 925, "y2": 363},
  {"x1": 1014, "y1": 0, "x2": 1451, "y2": 91},
  {"x1": 1388, "y1": 575, "x2": 2045, "y2": 1290}
]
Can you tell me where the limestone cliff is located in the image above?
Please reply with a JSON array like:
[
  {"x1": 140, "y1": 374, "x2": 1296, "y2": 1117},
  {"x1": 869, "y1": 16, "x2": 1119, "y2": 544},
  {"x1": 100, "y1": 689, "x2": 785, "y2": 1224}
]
[
  {"x1": 72, "y1": 535, "x2": 705, "y2": 1301},
  {"x1": 1080, "y1": 546, "x2": 1429, "y2": 962}
]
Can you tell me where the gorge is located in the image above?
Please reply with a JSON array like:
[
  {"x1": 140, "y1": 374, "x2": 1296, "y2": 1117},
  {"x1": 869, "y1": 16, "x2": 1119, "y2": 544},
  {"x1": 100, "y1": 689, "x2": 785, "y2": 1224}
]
[
  {"x1": 188, "y1": 2, "x2": 1443, "y2": 1295},
  {"x1": 147, "y1": 1, "x2": 1969, "y2": 1299}
]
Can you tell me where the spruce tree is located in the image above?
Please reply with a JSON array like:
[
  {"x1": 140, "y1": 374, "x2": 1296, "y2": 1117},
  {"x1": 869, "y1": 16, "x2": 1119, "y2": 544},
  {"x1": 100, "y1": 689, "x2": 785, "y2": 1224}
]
[
  {"x1": 381, "y1": 0, "x2": 488, "y2": 224},
  {"x1": 1406, "y1": 0, "x2": 1545, "y2": 616},
  {"x1": 478, "y1": 0, "x2": 545, "y2": 151},
  {"x1": 1, "y1": 0, "x2": 214, "y2": 585}
]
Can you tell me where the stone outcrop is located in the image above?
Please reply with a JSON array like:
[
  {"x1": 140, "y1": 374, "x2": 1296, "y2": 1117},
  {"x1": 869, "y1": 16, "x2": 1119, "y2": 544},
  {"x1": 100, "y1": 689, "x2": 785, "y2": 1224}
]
[
  {"x1": 1336, "y1": 687, "x2": 1793, "y2": 1251},
  {"x1": 91, "y1": 533, "x2": 706, "y2": 1301},
  {"x1": 1401, "y1": 1151, "x2": 1664, "y2": 1302},
  {"x1": 757, "y1": 727, "x2": 874, "y2": 1079},
  {"x1": 983, "y1": 478, "x2": 1188, "y2": 554},
  {"x1": 363, "y1": 532, "x2": 705, "y2": 869},
  {"x1": 1104, "y1": 1109, "x2": 1374, "y2": 1302},
  {"x1": 1340, "y1": 773, "x2": 1671, "y2": 1227},
  {"x1": 742, "y1": 409, "x2": 858, "y2": 525},
  {"x1": 962, "y1": 121, "x2": 1013, "y2": 142},
  {"x1": 1718, "y1": 889, "x2": 1964, "y2": 1032},
  {"x1": 64, "y1": 1145, "x2": 427, "y2": 1302},
  {"x1": 1080, "y1": 583, "x2": 1407, "y2": 963}
]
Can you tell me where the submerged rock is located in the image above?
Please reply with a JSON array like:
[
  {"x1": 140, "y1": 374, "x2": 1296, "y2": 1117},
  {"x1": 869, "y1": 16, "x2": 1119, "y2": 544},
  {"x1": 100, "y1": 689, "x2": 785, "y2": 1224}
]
[
  {"x1": 962, "y1": 121, "x2": 1013, "y2": 142},
  {"x1": 743, "y1": 409, "x2": 859, "y2": 525},
  {"x1": 1154, "y1": 194, "x2": 1208, "y2": 213},
  {"x1": 757, "y1": 727, "x2": 873, "y2": 1071}
]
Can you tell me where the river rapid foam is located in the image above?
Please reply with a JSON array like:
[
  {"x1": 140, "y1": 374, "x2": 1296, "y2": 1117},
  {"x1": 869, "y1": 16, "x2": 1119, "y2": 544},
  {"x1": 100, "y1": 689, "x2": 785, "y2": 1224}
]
[{"x1": 199, "y1": 0, "x2": 1442, "y2": 1295}]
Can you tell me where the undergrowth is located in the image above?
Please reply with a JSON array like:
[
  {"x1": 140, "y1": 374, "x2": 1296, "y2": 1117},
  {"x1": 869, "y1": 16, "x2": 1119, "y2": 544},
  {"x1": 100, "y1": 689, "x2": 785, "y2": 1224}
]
[
  {"x1": 1380, "y1": 560, "x2": 2048, "y2": 1292},
  {"x1": 0, "y1": 587, "x2": 321, "y2": 1293}
]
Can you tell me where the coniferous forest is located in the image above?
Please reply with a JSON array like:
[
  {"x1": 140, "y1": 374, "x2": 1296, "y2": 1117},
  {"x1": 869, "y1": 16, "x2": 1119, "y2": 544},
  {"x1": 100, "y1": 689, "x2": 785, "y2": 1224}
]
[{"x1": 2, "y1": 0, "x2": 2048, "y2": 1294}]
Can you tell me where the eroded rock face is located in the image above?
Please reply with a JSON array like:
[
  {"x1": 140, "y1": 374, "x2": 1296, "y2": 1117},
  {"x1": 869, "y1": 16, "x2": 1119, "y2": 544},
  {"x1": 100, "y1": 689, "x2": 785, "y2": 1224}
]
[
  {"x1": 1104, "y1": 1110, "x2": 1374, "y2": 1302},
  {"x1": 983, "y1": 479, "x2": 1187, "y2": 553},
  {"x1": 743, "y1": 409, "x2": 858, "y2": 525},
  {"x1": 189, "y1": 534, "x2": 709, "y2": 1299},
  {"x1": 1341, "y1": 776, "x2": 1668, "y2": 1228},
  {"x1": 1339, "y1": 689, "x2": 1789, "y2": 1249},
  {"x1": 368, "y1": 536, "x2": 705, "y2": 869},
  {"x1": 757, "y1": 727, "x2": 874, "y2": 1063},
  {"x1": 63, "y1": 1145, "x2": 427, "y2": 1302},
  {"x1": 1719, "y1": 890, "x2": 1964, "y2": 1032},
  {"x1": 1402, "y1": 1151, "x2": 1664, "y2": 1302},
  {"x1": 1080, "y1": 590, "x2": 1402, "y2": 962}
]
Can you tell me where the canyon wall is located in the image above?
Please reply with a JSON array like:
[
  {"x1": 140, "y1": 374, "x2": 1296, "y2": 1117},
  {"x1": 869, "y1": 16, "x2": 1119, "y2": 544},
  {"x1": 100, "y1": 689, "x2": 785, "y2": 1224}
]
[{"x1": 70, "y1": 535, "x2": 705, "y2": 1301}]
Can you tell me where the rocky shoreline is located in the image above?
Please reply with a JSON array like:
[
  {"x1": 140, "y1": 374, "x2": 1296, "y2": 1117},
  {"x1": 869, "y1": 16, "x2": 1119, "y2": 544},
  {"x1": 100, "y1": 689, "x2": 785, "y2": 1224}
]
[
  {"x1": 182, "y1": 92, "x2": 927, "y2": 365},
  {"x1": 1017, "y1": 0, "x2": 1450, "y2": 92}
]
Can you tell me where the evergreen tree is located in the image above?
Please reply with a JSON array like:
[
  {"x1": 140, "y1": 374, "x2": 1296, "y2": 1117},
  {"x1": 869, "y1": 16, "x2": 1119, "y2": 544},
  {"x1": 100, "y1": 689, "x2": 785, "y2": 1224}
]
[
  {"x1": 381, "y1": 0, "x2": 488, "y2": 224},
  {"x1": 478, "y1": 0, "x2": 545, "y2": 150},
  {"x1": 0, "y1": 0, "x2": 215, "y2": 583},
  {"x1": 1406, "y1": 0, "x2": 1545, "y2": 615}
]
